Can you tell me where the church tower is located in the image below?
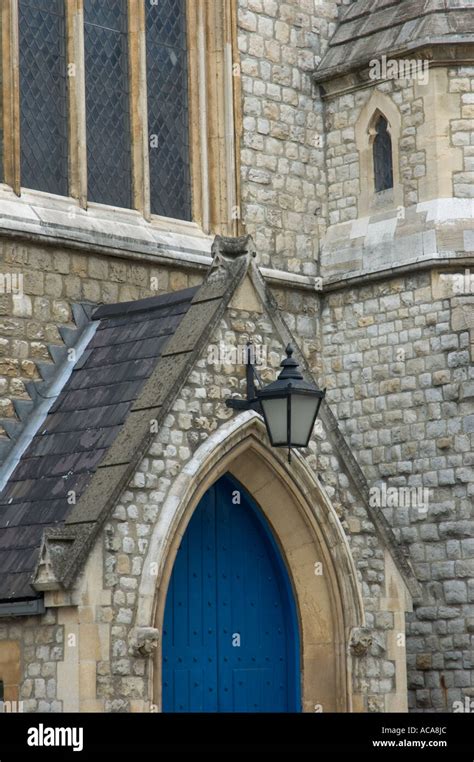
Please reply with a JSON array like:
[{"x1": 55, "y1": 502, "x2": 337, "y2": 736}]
[{"x1": 314, "y1": 0, "x2": 474, "y2": 712}]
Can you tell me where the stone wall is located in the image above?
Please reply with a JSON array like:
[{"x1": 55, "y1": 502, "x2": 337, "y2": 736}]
[
  {"x1": 320, "y1": 270, "x2": 474, "y2": 711},
  {"x1": 450, "y1": 66, "x2": 474, "y2": 199},
  {"x1": 1, "y1": 267, "x2": 469, "y2": 713},
  {"x1": 0, "y1": 235, "x2": 320, "y2": 440},
  {"x1": 326, "y1": 80, "x2": 408, "y2": 223},
  {"x1": 237, "y1": 0, "x2": 342, "y2": 273},
  {"x1": 0, "y1": 611, "x2": 62, "y2": 712}
]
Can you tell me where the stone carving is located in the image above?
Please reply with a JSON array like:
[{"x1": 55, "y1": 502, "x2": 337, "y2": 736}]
[
  {"x1": 349, "y1": 627, "x2": 373, "y2": 657},
  {"x1": 33, "y1": 538, "x2": 61, "y2": 592},
  {"x1": 211, "y1": 234, "x2": 257, "y2": 265},
  {"x1": 33, "y1": 524, "x2": 94, "y2": 592},
  {"x1": 129, "y1": 627, "x2": 160, "y2": 657}
]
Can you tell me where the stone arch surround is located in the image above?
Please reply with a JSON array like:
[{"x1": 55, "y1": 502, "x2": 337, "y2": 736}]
[
  {"x1": 355, "y1": 89, "x2": 403, "y2": 215},
  {"x1": 135, "y1": 412, "x2": 366, "y2": 712}
]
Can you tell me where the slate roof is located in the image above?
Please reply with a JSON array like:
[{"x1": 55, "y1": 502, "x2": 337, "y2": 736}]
[
  {"x1": 315, "y1": 0, "x2": 474, "y2": 82},
  {"x1": 0, "y1": 286, "x2": 198, "y2": 602}
]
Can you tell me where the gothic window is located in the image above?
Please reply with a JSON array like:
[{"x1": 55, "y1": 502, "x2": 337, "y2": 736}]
[
  {"x1": 373, "y1": 115, "x2": 393, "y2": 193},
  {"x1": 84, "y1": 0, "x2": 132, "y2": 208},
  {"x1": 18, "y1": 0, "x2": 68, "y2": 195},
  {"x1": 3, "y1": 1, "x2": 237, "y2": 232},
  {"x1": 146, "y1": 0, "x2": 191, "y2": 220}
]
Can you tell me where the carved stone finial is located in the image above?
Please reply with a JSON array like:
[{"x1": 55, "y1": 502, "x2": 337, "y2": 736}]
[
  {"x1": 349, "y1": 627, "x2": 373, "y2": 657},
  {"x1": 129, "y1": 627, "x2": 160, "y2": 657},
  {"x1": 33, "y1": 538, "x2": 61, "y2": 591},
  {"x1": 32, "y1": 524, "x2": 95, "y2": 592},
  {"x1": 211, "y1": 235, "x2": 256, "y2": 267}
]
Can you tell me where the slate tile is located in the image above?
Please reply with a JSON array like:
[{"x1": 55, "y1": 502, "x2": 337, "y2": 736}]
[
  {"x1": 10, "y1": 449, "x2": 108, "y2": 482},
  {"x1": 0, "y1": 471, "x2": 91, "y2": 505},
  {"x1": 0, "y1": 503, "x2": 30, "y2": 528},
  {"x1": 68, "y1": 358, "x2": 155, "y2": 389},
  {"x1": 91, "y1": 314, "x2": 184, "y2": 348},
  {"x1": 39, "y1": 402, "x2": 131, "y2": 435},
  {"x1": 92, "y1": 287, "x2": 197, "y2": 320},
  {"x1": 0, "y1": 524, "x2": 40, "y2": 549},
  {"x1": 0, "y1": 547, "x2": 39, "y2": 574},
  {"x1": 85, "y1": 334, "x2": 169, "y2": 367},
  {"x1": 27, "y1": 427, "x2": 121, "y2": 458},
  {"x1": 53, "y1": 380, "x2": 144, "y2": 413},
  {"x1": 0, "y1": 571, "x2": 37, "y2": 601},
  {"x1": 17, "y1": 500, "x2": 72, "y2": 526}
]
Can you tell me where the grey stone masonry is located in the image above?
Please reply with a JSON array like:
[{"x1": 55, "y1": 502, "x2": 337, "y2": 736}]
[
  {"x1": 237, "y1": 0, "x2": 345, "y2": 272},
  {"x1": 0, "y1": 611, "x2": 63, "y2": 712},
  {"x1": 321, "y1": 270, "x2": 474, "y2": 712}
]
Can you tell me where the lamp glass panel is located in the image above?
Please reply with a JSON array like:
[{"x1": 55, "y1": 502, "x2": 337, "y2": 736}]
[
  {"x1": 290, "y1": 395, "x2": 319, "y2": 446},
  {"x1": 261, "y1": 397, "x2": 287, "y2": 445}
]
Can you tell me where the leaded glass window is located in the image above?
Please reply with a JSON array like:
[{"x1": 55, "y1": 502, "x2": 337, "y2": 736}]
[
  {"x1": 373, "y1": 115, "x2": 393, "y2": 193},
  {"x1": 19, "y1": 0, "x2": 68, "y2": 195},
  {"x1": 84, "y1": 0, "x2": 131, "y2": 208},
  {"x1": 146, "y1": 0, "x2": 191, "y2": 220}
]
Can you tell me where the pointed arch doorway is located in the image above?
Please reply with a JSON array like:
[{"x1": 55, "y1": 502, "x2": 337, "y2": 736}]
[
  {"x1": 162, "y1": 473, "x2": 300, "y2": 712},
  {"x1": 139, "y1": 415, "x2": 368, "y2": 713}
]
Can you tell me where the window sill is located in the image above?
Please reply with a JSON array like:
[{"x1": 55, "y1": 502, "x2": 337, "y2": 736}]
[
  {"x1": 369, "y1": 188, "x2": 395, "y2": 212},
  {"x1": 0, "y1": 184, "x2": 213, "y2": 270}
]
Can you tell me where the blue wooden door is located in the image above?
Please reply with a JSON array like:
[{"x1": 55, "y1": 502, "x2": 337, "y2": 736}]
[{"x1": 162, "y1": 474, "x2": 300, "y2": 712}]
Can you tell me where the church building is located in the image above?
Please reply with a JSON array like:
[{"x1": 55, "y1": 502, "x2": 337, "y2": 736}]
[{"x1": 0, "y1": 0, "x2": 472, "y2": 714}]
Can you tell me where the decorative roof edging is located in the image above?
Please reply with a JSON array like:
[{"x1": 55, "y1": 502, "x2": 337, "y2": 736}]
[{"x1": 0, "y1": 304, "x2": 98, "y2": 486}]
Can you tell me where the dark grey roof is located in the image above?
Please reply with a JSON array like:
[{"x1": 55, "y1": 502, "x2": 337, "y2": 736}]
[
  {"x1": 315, "y1": 0, "x2": 474, "y2": 82},
  {"x1": 0, "y1": 286, "x2": 198, "y2": 602}
]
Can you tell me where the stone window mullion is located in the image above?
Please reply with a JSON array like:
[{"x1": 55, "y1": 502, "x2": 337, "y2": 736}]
[
  {"x1": 66, "y1": 0, "x2": 87, "y2": 208},
  {"x1": 187, "y1": 0, "x2": 208, "y2": 232},
  {"x1": 128, "y1": 0, "x2": 150, "y2": 219},
  {"x1": 0, "y1": 641, "x2": 20, "y2": 704},
  {"x1": 203, "y1": 0, "x2": 240, "y2": 235}
]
